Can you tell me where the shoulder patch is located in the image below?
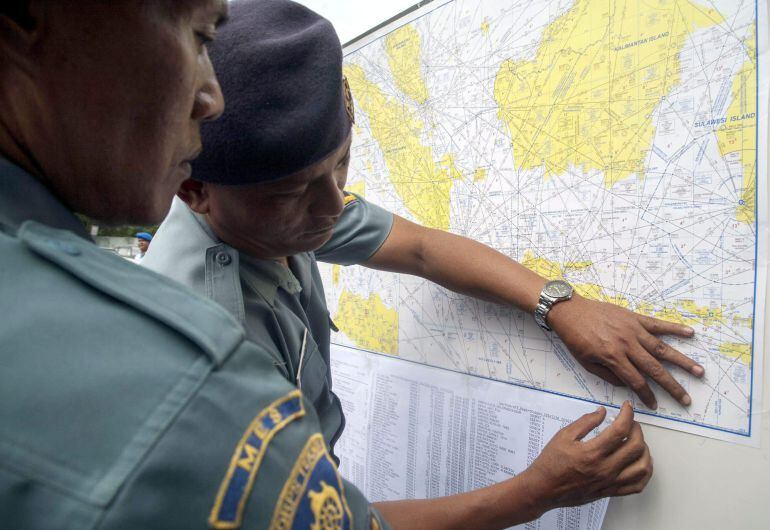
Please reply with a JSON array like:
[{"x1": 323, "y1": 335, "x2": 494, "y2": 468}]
[
  {"x1": 209, "y1": 390, "x2": 306, "y2": 529},
  {"x1": 343, "y1": 193, "x2": 358, "y2": 206},
  {"x1": 269, "y1": 433, "x2": 353, "y2": 530}
]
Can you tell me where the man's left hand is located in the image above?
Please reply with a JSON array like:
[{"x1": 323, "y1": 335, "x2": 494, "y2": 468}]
[{"x1": 547, "y1": 294, "x2": 704, "y2": 409}]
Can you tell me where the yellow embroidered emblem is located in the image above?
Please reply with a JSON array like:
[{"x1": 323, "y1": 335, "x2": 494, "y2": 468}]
[
  {"x1": 343, "y1": 193, "x2": 358, "y2": 206},
  {"x1": 209, "y1": 390, "x2": 306, "y2": 529},
  {"x1": 269, "y1": 434, "x2": 353, "y2": 530},
  {"x1": 269, "y1": 407, "x2": 284, "y2": 425},
  {"x1": 309, "y1": 481, "x2": 345, "y2": 530},
  {"x1": 343, "y1": 76, "x2": 355, "y2": 124}
]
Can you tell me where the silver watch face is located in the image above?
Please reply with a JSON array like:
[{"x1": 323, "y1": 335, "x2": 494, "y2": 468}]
[{"x1": 544, "y1": 280, "x2": 573, "y2": 300}]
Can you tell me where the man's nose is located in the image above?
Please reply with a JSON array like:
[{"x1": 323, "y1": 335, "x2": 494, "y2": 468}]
[
  {"x1": 193, "y1": 52, "x2": 225, "y2": 122},
  {"x1": 310, "y1": 174, "x2": 345, "y2": 218}
]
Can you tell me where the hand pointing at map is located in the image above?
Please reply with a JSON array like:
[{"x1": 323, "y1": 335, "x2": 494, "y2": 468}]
[
  {"x1": 546, "y1": 294, "x2": 704, "y2": 409},
  {"x1": 366, "y1": 215, "x2": 706, "y2": 409}
]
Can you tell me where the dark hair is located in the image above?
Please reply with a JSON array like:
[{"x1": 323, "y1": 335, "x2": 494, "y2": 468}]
[{"x1": 0, "y1": 1, "x2": 33, "y2": 28}]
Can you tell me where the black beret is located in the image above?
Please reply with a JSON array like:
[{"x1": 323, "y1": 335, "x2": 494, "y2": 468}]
[{"x1": 192, "y1": 0, "x2": 353, "y2": 184}]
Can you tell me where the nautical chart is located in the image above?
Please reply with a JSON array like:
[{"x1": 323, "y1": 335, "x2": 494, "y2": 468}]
[{"x1": 321, "y1": 0, "x2": 768, "y2": 444}]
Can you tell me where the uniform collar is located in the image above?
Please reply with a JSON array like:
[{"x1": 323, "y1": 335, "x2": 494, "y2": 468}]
[
  {"x1": 0, "y1": 157, "x2": 91, "y2": 239},
  {"x1": 183, "y1": 207, "x2": 307, "y2": 306},
  {"x1": 239, "y1": 253, "x2": 310, "y2": 306},
  {"x1": 148, "y1": 197, "x2": 316, "y2": 308}
]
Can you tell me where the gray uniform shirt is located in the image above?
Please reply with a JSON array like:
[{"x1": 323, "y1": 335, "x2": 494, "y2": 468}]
[
  {"x1": 0, "y1": 159, "x2": 389, "y2": 530},
  {"x1": 143, "y1": 194, "x2": 394, "y2": 456}
]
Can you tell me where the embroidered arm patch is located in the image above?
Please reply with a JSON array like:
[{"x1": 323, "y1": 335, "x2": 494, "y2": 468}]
[
  {"x1": 209, "y1": 390, "x2": 306, "y2": 529},
  {"x1": 342, "y1": 192, "x2": 358, "y2": 206},
  {"x1": 269, "y1": 433, "x2": 353, "y2": 530},
  {"x1": 369, "y1": 511, "x2": 382, "y2": 530}
]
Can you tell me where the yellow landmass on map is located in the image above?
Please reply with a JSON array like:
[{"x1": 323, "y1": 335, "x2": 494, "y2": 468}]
[
  {"x1": 346, "y1": 181, "x2": 366, "y2": 197},
  {"x1": 441, "y1": 154, "x2": 463, "y2": 181},
  {"x1": 719, "y1": 342, "x2": 752, "y2": 365},
  {"x1": 493, "y1": 0, "x2": 723, "y2": 188},
  {"x1": 518, "y1": 252, "x2": 734, "y2": 323},
  {"x1": 522, "y1": 251, "x2": 563, "y2": 280},
  {"x1": 345, "y1": 63, "x2": 461, "y2": 230},
  {"x1": 333, "y1": 290, "x2": 399, "y2": 355},
  {"x1": 520, "y1": 253, "x2": 627, "y2": 305},
  {"x1": 717, "y1": 23, "x2": 757, "y2": 225},
  {"x1": 474, "y1": 168, "x2": 488, "y2": 182},
  {"x1": 634, "y1": 302, "x2": 655, "y2": 316},
  {"x1": 733, "y1": 315, "x2": 753, "y2": 329},
  {"x1": 481, "y1": 19, "x2": 490, "y2": 35},
  {"x1": 573, "y1": 286, "x2": 729, "y2": 324},
  {"x1": 566, "y1": 261, "x2": 593, "y2": 271},
  {"x1": 572, "y1": 283, "x2": 631, "y2": 308},
  {"x1": 331, "y1": 264, "x2": 341, "y2": 286},
  {"x1": 655, "y1": 300, "x2": 725, "y2": 328},
  {"x1": 521, "y1": 251, "x2": 596, "y2": 280},
  {"x1": 385, "y1": 25, "x2": 429, "y2": 105},
  {"x1": 654, "y1": 307, "x2": 693, "y2": 325}
]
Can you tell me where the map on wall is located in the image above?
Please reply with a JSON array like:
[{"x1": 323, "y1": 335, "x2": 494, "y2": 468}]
[{"x1": 321, "y1": 0, "x2": 768, "y2": 444}]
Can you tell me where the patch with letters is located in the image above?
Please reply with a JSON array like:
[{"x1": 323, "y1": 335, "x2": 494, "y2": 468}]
[
  {"x1": 269, "y1": 433, "x2": 353, "y2": 530},
  {"x1": 209, "y1": 390, "x2": 306, "y2": 529}
]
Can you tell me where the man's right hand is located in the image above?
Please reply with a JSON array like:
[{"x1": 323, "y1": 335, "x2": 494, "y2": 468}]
[
  {"x1": 373, "y1": 402, "x2": 651, "y2": 530},
  {"x1": 523, "y1": 402, "x2": 652, "y2": 511}
]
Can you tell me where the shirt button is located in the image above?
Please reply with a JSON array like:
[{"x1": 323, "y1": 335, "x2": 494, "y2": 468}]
[{"x1": 215, "y1": 251, "x2": 232, "y2": 266}]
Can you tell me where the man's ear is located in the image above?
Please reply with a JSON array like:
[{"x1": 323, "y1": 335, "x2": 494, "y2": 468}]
[
  {"x1": 0, "y1": 1, "x2": 46, "y2": 74},
  {"x1": 177, "y1": 179, "x2": 210, "y2": 214}
]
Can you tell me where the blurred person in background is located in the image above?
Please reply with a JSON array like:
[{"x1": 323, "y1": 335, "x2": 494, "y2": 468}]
[{"x1": 133, "y1": 231, "x2": 153, "y2": 263}]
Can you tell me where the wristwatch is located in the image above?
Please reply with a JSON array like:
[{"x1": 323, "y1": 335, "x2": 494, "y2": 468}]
[{"x1": 534, "y1": 280, "x2": 574, "y2": 332}]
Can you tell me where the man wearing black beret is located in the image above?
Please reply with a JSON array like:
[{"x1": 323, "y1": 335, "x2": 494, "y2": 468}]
[{"x1": 145, "y1": 0, "x2": 705, "y2": 527}]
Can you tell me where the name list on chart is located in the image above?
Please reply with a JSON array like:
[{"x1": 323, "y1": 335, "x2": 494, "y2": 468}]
[{"x1": 330, "y1": 344, "x2": 610, "y2": 530}]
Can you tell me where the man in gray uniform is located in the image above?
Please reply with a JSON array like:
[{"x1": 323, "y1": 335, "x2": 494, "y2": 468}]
[
  {"x1": 145, "y1": 1, "x2": 689, "y2": 527},
  {"x1": 0, "y1": 1, "x2": 388, "y2": 528}
]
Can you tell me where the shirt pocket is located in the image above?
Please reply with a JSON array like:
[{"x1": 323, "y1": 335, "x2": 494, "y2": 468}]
[{"x1": 297, "y1": 335, "x2": 328, "y2": 406}]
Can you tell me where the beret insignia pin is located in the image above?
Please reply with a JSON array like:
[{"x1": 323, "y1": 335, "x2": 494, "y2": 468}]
[{"x1": 343, "y1": 76, "x2": 355, "y2": 124}]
